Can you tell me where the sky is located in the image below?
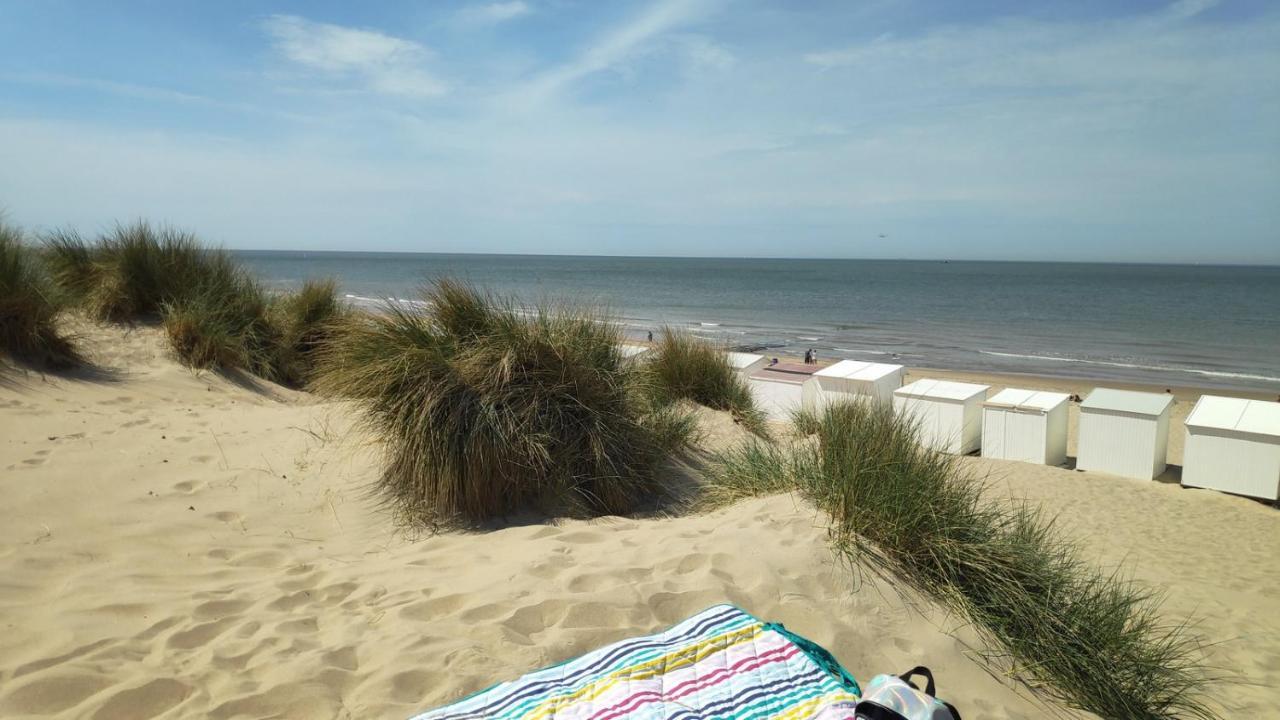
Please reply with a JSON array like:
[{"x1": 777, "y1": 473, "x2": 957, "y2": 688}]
[{"x1": 0, "y1": 0, "x2": 1277, "y2": 263}]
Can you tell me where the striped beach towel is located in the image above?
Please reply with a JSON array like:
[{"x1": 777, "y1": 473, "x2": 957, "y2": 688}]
[{"x1": 411, "y1": 604, "x2": 861, "y2": 720}]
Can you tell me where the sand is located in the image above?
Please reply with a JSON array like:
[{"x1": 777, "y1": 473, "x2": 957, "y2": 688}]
[{"x1": 1, "y1": 323, "x2": 1277, "y2": 719}]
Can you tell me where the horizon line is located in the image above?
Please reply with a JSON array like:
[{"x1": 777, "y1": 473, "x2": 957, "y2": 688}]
[{"x1": 227, "y1": 248, "x2": 1280, "y2": 269}]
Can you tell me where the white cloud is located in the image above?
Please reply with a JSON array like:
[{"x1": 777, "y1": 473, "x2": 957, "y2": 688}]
[
  {"x1": 262, "y1": 15, "x2": 446, "y2": 97},
  {"x1": 514, "y1": 0, "x2": 719, "y2": 103},
  {"x1": 3, "y1": 1, "x2": 1277, "y2": 262},
  {"x1": 456, "y1": 1, "x2": 532, "y2": 25},
  {"x1": 1164, "y1": 0, "x2": 1222, "y2": 21}
]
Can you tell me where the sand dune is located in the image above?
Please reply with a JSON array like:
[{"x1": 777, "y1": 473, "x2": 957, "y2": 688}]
[{"x1": 1, "y1": 324, "x2": 1276, "y2": 718}]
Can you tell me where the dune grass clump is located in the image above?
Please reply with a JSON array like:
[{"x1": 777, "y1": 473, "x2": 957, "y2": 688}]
[
  {"x1": 642, "y1": 329, "x2": 766, "y2": 434},
  {"x1": 270, "y1": 278, "x2": 347, "y2": 387},
  {"x1": 161, "y1": 274, "x2": 280, "y2": 377},
  {"x1": 44, "y1": 222, "x2": 241, "y2": 322},
  {"x1": 707, "y1": 401, "x2": 1218, "y2": 720},
  {"x1": 41, "y1": 221, "x2": 345, "y2": 386},
  {"x1": 315, "y1": 279, "x2": 694, "y2": 524},
  {"x1": 0, "y1": 222, "x2": 82, "y2": 369}
]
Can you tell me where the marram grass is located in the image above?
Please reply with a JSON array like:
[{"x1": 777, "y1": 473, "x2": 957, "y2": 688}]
[
  {"x1": 706, "y1": 400, "x2": 1220, "y2": 720},
  {"x1": 314, "y1": 279, "x2": 694, "y2": 525},
  {"x1": 0, "y1": 221, "x2": 82, "y2": 369},
  {"x1": 42, "y1": 221, "x2": 344, "y2": 386},
  {"x1": 641, "y1": 328, "x2": 768, "y2": 435}
]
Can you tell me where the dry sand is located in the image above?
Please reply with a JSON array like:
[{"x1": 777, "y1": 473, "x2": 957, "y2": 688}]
[{"x1": 1, "y1": 324, "x2": 1277, "y2": 719}]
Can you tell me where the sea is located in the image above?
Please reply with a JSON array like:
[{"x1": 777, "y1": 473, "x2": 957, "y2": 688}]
[{"x1": 235, "y1": 252, "x2": 1280, "y2": 393}]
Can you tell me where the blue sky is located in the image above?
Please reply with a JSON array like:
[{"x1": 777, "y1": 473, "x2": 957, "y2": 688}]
[{"x1": 1, "y1": 0, "x2": 1277, "y2": 262}]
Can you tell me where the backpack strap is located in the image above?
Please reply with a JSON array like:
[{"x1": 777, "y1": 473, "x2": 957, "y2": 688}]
[
  {"x1": 894, "y1": 667, "x2": 963, "y2": 720},
  {"x1": 897, "y1": 666, "x2": 936, "y2": 697}
]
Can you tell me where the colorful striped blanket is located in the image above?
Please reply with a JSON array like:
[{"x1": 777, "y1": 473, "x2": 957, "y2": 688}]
[{"x1": 411, "y1": 604, "x2": 861, "y2": 720}]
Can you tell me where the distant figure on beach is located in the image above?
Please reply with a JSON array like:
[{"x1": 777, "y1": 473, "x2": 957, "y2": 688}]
[
  {"x1": 1165, "y1": 388, "x2": 1172, "y2": 394},
  {"x1": 803, "y1": 349, "x2": 812, "y2": 364},
  {"x1": 810, "y1": 349, "x2": 818, "y2": 364},
  {"x1": 771, "y1": 358, "x2": 779, "y2": 366},
  {"x1": 647, "y1": 331, "x2": 653, "y2": 343}
]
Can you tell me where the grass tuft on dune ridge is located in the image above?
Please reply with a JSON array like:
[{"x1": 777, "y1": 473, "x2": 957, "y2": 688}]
[
  {"x1": 641, "y1": 328, "x2": 767, "y2": 435},
  {"x1": 314, "y1": 279, "x2": 695, "y2": 525},
  {"x1": 42, "y1": 221, "x2": 344, "y2": 386},
  {"x1": 0, "y1": 221, "x2": 82, "y2": 369},
  {"x1": 707, "y1": 400, "x2": 1219, "y2": 720},
  {"x1": 44, "y1": 221, "x2": 241, "y2": 322},
  {"x1": 270, "y1": 278, "x2": 348, "y2": 388}
]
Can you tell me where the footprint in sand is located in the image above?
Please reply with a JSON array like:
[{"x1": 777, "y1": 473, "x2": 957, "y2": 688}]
[
  {"x1": 276, "y1": 616, "x2": 319, "y2": 634},
  {"x1": 459, "y1": 603, "x2": 507, "y2": 623},
  {"x1": 13, "y1": 639, "x2": 116, "y2": 679},
  {"x1": 501, "y1": 598, "x2": 570, "y2": 636},
  {"x1": 400, "y1": 594, "x2": 467, "y2": 622},
  {"x1": 390, "y1": 670, "x2": 432, "y2": 704},
  {"x1": 193, "y1": 598, "x2": 253, "y2": 620},
  {"x1": 323, "y1": 646, "x2": 359, "y2": 671},
  {"x1": 166, "y1": 617, "x2": 238, "y2": 650},
  {"x1": 0, "y1": 674, "x2": 115, "y2": 715},
  {"x1": 91, "y1": 678, "x2": 191, "y2": 720},
  {"x1": 267, "y1": 590, "x2": 314, "y2": 612}
]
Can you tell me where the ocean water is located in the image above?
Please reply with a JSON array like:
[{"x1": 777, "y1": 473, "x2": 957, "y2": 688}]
[{"x1": 236, "y1": 252, "x2": 1280, "y2": 392}]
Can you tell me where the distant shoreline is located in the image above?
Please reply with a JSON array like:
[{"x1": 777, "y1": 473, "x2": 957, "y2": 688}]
[
  {"x1": 232, "y1": 249, "x2": 1280, "y2": 269},
  {"x1": 240, "y1": 252, "x2": 1280, "y2": 394}
]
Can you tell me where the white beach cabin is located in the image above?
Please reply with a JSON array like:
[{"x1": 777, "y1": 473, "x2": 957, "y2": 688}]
[
  {"x1": 1076, "y1": 389, "x2": 1173, "y2": 480},
  {"x1": 803, "y1": 360, "x2": 904, "y2": 410},
  {"x1": 892, "y1": 379, "x2": 989, "y2": 454},
  {"x1": 726, "y1": 352, "x2": 767, "y2": 377},
  {"x1": 981, "y1": 388, "x2": 1070, "y2": 466},
  {"x1": 1181, "y1": 395, "x2": 1280, "y2": 501},
  {"x1": 748, "y1": 363, "x2": 816, "y2": 421}
]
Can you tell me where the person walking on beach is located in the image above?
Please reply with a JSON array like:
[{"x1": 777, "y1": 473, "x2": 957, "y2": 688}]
[
  {"x1": 647, "y1": 331, "x2": 653, "y2": 343},
  {"x1": 803, "y1": 349, "x2": 812, "y2": 364},
  {"x1": 810, "y1": 349, "x2": 817, "y2": 365}
]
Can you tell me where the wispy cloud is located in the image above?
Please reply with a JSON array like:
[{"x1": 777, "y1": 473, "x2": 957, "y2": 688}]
[
  {"x1": 2, "y1": 0, "x2": 1276, "y2": 261},
  {"x1": 1163, "y1": 0, "x2": 1222, "y2": 21},
  {"x1": 514, "y1": 0, "x2": 720, "y2": 103},
  {"x1": 262, "y1": 15, "x2": 446, "y2": 97},
  {"x1": 455, "y1": 1, "x2": 532, "y2": 26}
]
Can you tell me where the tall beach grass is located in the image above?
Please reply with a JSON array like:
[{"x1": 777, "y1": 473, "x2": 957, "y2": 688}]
[
  {"x1": 641, "y1": 329, "x2": 767, "y2": 434},
  {"x1": 42, "y1": 221, "x2": 343, "y2": 385},
  {"x1": 314, "y1": 279, "x2": 694, "y2": 525},
  {"x1": 0, "y1": 222, "x2": 82, "y2": 368},
  {"x1": 707, "y1": 401, "x2": 1219, "y2": 720}
]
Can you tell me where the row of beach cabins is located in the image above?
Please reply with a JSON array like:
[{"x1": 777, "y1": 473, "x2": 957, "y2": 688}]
[{"x1": 710, "y1": 350, "x2": 1278, "y2": 502}]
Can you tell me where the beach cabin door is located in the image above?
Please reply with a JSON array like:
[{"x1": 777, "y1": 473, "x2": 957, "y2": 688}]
[{"x1": 984, "y1": 409, "x2": 1007, "y2": 460}]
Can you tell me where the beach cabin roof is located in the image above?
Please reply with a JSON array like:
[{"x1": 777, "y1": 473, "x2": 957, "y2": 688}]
[
  {"x1": 813, "y1": 360, "x2": 903, "y2": 382},
  {"x1": 1081, "y1": 388, "x2": 1173, "y2": 417},
  {"x1": 1186, "y1": 396, "x2": 1280, "y2": 440},
  {"x1": 894, "y1": 378, "x2": 989, "y2": 403},
  {"x1": 984, "y1": 388, "x2": 1070, "y2": 413},
  {"x1": 726, "y1": 352, "x2": 765, "y2": 370},
  {"x1": 750, "y1": 363, "x2": 816, "y2": 385}
]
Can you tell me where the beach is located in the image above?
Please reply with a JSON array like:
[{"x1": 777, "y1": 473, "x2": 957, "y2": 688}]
[{"x1": 2, "y1": 321, "x2": 1278, "y2": 719}]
